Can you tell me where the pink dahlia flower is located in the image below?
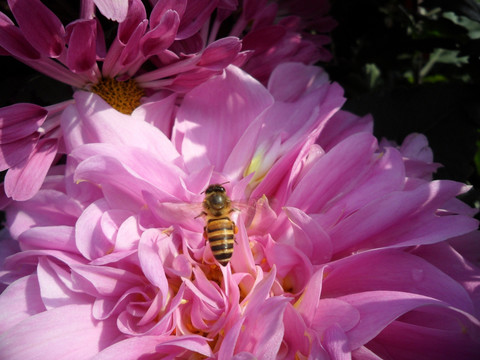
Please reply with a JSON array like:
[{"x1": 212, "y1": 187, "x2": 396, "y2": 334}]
[
  {"x1": 0, "y1": 63, "x2": 479, "y2": 359},
  {"x1": 0, "y1": 0, "x2": 333, "y2": 201}
]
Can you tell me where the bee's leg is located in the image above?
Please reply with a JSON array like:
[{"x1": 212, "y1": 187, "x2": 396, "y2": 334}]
[
  {"x1": 195, "y1": 211, "x2": 207, "y2": 219},
  {"x1": 203, "y1": 226, "x2": 207, "y2": 240},
  {"x1": 233, "y1": 221, "x2": 238, "y2": 244}
]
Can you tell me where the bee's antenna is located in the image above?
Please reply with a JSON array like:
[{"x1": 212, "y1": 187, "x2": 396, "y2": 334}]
[{"x1": 201, "y1": 181, "x2": 230, "y2": 194}]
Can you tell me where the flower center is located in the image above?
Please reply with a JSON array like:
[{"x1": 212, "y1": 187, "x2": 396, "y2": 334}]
[{"x1": 91, "y1": 78, "x2": 144, "y2": 114}]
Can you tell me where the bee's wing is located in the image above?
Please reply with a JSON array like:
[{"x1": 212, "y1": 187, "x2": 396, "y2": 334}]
[
  {"x1": 152, "y1": 201, "x2": 204, "y2": 231},
  {"x1": 230, "y1": 200, "x2": 257, "y2": 226}
]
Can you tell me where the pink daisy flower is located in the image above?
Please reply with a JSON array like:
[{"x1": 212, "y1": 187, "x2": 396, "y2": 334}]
[
  {"x1": 0, "y1": 0, "x2": 333, "y2": 201},
  {"x1": 0, "y1": 63, "x2": 478, "y2": 359}
]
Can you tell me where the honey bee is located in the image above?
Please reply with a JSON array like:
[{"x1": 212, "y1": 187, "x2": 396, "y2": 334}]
[{"x1": 198, "y1": 184, "x2": 238, "y2": 266}]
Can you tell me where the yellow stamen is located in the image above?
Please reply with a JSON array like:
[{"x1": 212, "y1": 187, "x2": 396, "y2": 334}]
[{"x1": 91, "y1": 78, "x2": 144, "y2": 114}]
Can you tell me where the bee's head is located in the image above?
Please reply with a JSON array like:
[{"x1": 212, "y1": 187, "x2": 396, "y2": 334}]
[{"x1": 204, "y1": 184, "x2": 228, "y2": 210}]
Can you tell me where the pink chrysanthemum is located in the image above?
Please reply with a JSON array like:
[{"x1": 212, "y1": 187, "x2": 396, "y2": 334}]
[
  {"x1": 0, "y1": 63, "x2": 479, "y2": 359},
  {"x1": 0, "y1": 0, "x2": 333, "y2": 201}
]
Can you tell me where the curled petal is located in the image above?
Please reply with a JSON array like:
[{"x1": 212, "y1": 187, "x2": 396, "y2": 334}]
[
  {"x1": 142, "y1": 10, "x2": 180, "y2": 57},
  {"x1": 198, "y1": 37, "x2": 243, "y2": 70},
  {"x1": 75, "y1": 199, "x2": 115, "y2": 260},
  {"x1": 284, "y1": 207, "x2": 332, "y2": 264},
  {"x1": 323, "y1": 324, "x2": 350, "y2": 360},
  {"x1": 138, "y1": 229, "x2": 170, "y2": 306},
  {"x1": 37, "y1": 257, "x2": 93, "y2": 309}
]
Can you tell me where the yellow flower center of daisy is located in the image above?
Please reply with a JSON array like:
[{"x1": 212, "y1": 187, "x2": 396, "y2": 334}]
[{"x1": 91, "y1": 78, "x2": 144, "y2": 114}]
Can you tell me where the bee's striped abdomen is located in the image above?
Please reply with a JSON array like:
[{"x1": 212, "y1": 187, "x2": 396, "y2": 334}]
[{"x1": 206, "y1": 217, "x2": 236, "y2": 266}]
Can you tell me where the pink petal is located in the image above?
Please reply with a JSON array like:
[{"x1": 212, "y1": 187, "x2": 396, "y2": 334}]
[
  {"x1": 131, "y1": 92, "x2": 177, "y2": 138},
  {"x1": 0, "y1": 134, "x2": 38, "y2": 171},
  {"x1": 284, "y1": 207, "x2": 333, "y2": 264},
  {"x1": 0, "y1": 304, "x2": 120, "y2": 359},
  {"x1": 322, "y1": 249, "x2": 476, "y2": 315},
  {"x1": 0, "y1": 12, "x2": 40, "y2": 59},
  {"x1": 287, "y1": 132, "x2": 377, "y2": 213},
  {"x1": 236, "y1": 297, "x2": 289, "y2": 359},
  {"x1": 71, "y1": 264, "x2": 144, "y2": 297},
  {"x1": 176, "y1": 0, "x2": 218, "y2": 40},
  {"x1": 281, "y1": 304, "x2": 316, "y2": 359},
  {"x1": 370, "y1": 316, "x2": 480, "y2": 360},
  {"x1": 150, "y1": 0, "x2": 187, "y2": 28},
  {"x1": 37, "y1": 257, "x2": 93, "y2": 309},
  {"x1": 138, "y1": 229, "x2": 170, "y2": 306},
  {"x1": 313, "y1": 298, "x2": 361, "y2": 335},
  {"x1": 101, "y1": 19, "x2": 147, "y2": 77},
  {"x1": 400, "y1": 133, "x2": 434, "y2": 163},
  {"x1": 116, "y1": 284, "x2": 184, "y2": 336},
  {"x1": 116, "y1": 20, "x2": 147, "y2": 70},
  {"x1": 319, "y1": 110, "x2": 374, "y2": 152},
  {"x1": 8, "y1": 0, "x2": 65, "y2": 57},
  {"x1": 92, "y1": 284, "x2": 148, "y2": 321},
  {"x1": 265, "y1": 241, "x2": 313, "y2": 294},
  {"x1": 218, "y1": 317, "x2": 245, "y2": 360},
  {"x1": 174, "y1": 65, "x2": 274, "y2": 173},
  {"x1": 92, "y1": 335, "x2": 212, "y2": 359},
  {"x1": 65, "y1": 19, "x2": 98, "y2": 73},
  {"x1": 341, "y1": 290, "x2": 480, "y2": 350},
  {"x1": 247, "y1": 195, "x2": 278, "y2": 236},
  {"x1": 241, "y1": 267, "x2": 276, "y2": 313},
  {"x1": 4, "y1": 138, "x2": 58, "y2": 201},
  {"x1": 230, "y1": 213, "x2": 256, "y2": 273},
  {"x1": 93, "y1": 0, "x2": 129, "y2": 22},
  {"x1": 330, "y1": 180, "x2": 479, "y2": 253},
  {"x1": 257, "y1": 64, "x2": 345, "y2": 158},
  {"x1": 412, "y1": 241, "x2": 480, "y2": 316},
  {"x1": 267, "y1": 62, "x2": 329, "y2": 102},
  {"x1": 114, "y1": 216, "x2": 141, "y2": 251},
  {"x1": 222, "y1": 118, "x2": 263, "y2": 180},
  {"x1": 141, "y1": 10, "x2": 179, "y2": 57},
  {"x1": 351, "y1": 346, "x2": 383, "y2": 360},
  {"x1": 6, "y1": 189, "x2": 84, "y2": 239},
  {"x1": 0, "y1": 274, "x2": 45, "y2": 333},
  {"x1": 63, "y1": 92, "x2": 180, "y2": 160},
  {"x1": 72, "y1": 145, "x2": 187, "y2": 210},
  {"x1": 325, "y1": 147, "x2": 406, "y2": 221},
  {"x1": 198, "y1": 37, "x2": 243, "y2": 70},
  {"x1": 75, "y1": 199, "x2": 115, "y2": 260},
  {"x1": 0, "y1": 103, "x2": 47, "y2": 143},
  {"x1": 18, "y1": 225, "x2": 77, "y2": 253},
  {"x1": 323, "y1": 323, "x2": 351, "y2": 360}
]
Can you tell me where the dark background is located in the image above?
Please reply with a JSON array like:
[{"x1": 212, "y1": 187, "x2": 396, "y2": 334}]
[
  {"x1": 325, "y1": 0, "x2": 480, "y2": 212},
  {"x1": 1, "y1": 0, "x2": 479, "y2": 214}
]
